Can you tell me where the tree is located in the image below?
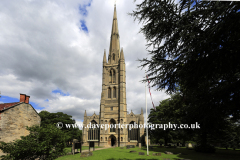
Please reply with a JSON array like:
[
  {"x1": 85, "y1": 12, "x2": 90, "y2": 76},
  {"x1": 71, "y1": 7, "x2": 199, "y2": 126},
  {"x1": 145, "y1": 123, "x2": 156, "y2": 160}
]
[
  {"x1": 131, "y1": 0, "x2": 240, "y2": 151},
  {"x1": 148, "y1": 92, "x2": 195, "y2": 146},
  {"x1": 0, "y1": 124, "x2": 67, "y2": 160},
  {"x1": 39, "y1": 111, "x2": 82, "y2": 144}
]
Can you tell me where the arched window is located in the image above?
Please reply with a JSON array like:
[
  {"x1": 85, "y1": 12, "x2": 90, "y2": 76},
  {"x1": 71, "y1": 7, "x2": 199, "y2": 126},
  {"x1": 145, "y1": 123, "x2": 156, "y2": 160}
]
[
  {"x1": 108, "y1": 87, "x2": 111, "y2": 98},
  {"x1": 113, "y1": 87, "x2": 116, "y2": 98},
  {"x1": 109, "y1": 69, "x2": 115, "y2": 83},
  {"x1": 88, "y1": 120, "x2": 99, "y2": 140},
  {"x1": 113, "y1": 70, "x2": 116, "y2": 83},
  {"x1": 110, "y1": 119, "x2": 116, "y2": 133},
  {"x1": 113, "y1": 53, "x2": 115, "y2": 61},
  {"x1": 128, "y1": 121, "x2": 138, "y2": 141},
  {"x1": 109, "y1": 71, "x2": 112, "y2": 83}
]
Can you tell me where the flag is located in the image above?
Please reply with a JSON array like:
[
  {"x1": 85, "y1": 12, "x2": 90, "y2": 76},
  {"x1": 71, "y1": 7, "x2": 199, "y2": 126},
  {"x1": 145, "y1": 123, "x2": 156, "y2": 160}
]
[{"x1": 146, "y1": 75, "x2": 156, "y2": 111}]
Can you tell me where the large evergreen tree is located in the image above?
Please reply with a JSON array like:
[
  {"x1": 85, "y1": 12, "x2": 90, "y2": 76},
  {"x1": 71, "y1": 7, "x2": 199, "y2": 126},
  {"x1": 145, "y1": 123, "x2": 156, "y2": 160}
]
[
  {"x1": 148, "y1": 92, "x2": 195, "y2": 146},
  {"x1": 131, "y1": 0, "x2": 240, "y2": 150}
]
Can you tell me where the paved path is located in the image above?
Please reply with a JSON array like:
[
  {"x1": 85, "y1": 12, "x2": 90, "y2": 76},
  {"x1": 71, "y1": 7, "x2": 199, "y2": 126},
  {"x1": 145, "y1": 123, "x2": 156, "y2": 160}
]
[{"x1": 78, "y1": 147, "x2": 112, "y2": 153}]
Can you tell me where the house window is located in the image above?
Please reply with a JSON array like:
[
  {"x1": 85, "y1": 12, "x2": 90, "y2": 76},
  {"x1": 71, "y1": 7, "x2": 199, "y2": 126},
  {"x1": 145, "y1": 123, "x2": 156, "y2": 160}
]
[
  {"x1": 105, "y1": 137, "x2": 107, "y2": 141},
  {"x1": 101, "y1": 137, "x2": 103, "y2": 141},
  {"x1": 111, "y1": 107, "x2": 113, "y2": 111},
  {"x1": 121, "y1": 137, "x2": 123, "y2": 141}
]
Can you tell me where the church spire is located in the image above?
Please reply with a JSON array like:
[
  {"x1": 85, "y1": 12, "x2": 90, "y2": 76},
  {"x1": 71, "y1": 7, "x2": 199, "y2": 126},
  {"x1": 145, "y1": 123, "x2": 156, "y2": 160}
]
[{"x1": 108, "y1": 4, "x2": 120, "y2": 62}]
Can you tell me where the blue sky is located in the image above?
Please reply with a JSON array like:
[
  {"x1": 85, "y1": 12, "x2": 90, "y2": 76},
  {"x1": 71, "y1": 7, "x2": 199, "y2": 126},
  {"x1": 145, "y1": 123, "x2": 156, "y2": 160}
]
[{"x1": 79, "y1": 1, "x2": 91, "y2": 33}]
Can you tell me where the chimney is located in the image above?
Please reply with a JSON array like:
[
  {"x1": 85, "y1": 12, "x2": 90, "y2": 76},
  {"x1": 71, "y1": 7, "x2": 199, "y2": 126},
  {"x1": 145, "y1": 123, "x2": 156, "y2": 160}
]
[
  {"x1": 20, "y1": 94, "x2": 26, "y2": 103},
  {"x1": 25, "y1": 95, "x2": 30, "y2": 104}
]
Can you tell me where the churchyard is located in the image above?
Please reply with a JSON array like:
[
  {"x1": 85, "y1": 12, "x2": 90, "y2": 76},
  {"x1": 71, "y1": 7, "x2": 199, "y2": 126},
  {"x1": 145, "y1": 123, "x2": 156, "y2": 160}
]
[{"x1": 56, "y1": 145, "x2": 240, "y2": 160}]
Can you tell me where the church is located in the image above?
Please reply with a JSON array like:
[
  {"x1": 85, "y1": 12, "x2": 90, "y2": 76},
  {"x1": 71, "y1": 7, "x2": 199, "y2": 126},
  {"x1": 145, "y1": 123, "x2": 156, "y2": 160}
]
[{"x1": 82, "y1": 4, "x2": 145, "y2": 147}]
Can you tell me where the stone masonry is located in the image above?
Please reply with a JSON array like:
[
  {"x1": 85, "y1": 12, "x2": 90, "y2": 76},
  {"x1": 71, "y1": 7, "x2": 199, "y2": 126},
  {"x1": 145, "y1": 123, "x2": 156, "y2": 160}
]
[
  {"x1": 82, "y1": 4, "x2": 145, "y2": 148},
  {"x1": 0, "y1": 94, "x2": 41, "y2": 143}
]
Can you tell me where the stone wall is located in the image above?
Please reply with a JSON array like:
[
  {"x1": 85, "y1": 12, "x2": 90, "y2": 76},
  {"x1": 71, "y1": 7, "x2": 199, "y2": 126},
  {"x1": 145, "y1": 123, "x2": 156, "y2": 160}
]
[{"x1": 0, "y1": 103, "x2": 41, "y2": 143}]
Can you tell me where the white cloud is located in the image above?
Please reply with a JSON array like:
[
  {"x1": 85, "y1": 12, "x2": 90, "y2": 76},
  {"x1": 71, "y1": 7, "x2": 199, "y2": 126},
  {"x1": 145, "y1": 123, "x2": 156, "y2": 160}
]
[{"x1": 0, "y1": 0, "x2": 170, "y2": 124}]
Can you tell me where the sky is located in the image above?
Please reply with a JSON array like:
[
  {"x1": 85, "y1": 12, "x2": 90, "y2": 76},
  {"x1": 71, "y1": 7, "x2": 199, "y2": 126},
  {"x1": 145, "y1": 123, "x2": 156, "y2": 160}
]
[{"x1": 0, "y1": 0, "x2": 170, "y2": 127}]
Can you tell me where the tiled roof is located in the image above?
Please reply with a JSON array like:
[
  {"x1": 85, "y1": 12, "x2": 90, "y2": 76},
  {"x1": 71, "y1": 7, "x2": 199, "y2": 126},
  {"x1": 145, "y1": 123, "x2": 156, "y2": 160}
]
[{"x1": 0, "y1": 102, "x2": 20, "y2": 111}]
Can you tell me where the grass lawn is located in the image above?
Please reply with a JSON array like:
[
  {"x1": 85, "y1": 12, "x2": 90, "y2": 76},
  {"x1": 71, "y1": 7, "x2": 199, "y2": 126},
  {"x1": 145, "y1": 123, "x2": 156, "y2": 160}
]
[
  {"x1": 57, "y1": 146, "x2": 240, "y2": 160},
  {"x1": 63, "y1": 146, "x2": 103, "y2": 153}
]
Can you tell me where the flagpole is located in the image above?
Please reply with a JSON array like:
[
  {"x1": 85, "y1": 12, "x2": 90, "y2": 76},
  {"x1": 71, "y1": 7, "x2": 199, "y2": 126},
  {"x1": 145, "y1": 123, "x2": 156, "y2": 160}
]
[{"x1": 145, "y1": 71, "x2": 149, "y2": 156}]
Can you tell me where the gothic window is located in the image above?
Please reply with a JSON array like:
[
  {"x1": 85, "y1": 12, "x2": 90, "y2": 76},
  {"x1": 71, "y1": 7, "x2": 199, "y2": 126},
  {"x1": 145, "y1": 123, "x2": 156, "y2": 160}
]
[
  {"x1": 109, "y1": 69, "x2": 116, "y2": 83},
  {"x1": 110, "y1": 119, "x2": 116, "y2": 133},
  {"x1": 109, "y1": 71, "x2": 112, "y2": 83},
  {"x1": 121, "y1": 137, "x2": 123, "y2": 141},
  {"x1": 88, "y1": 120, "x2": 99, "y2": 140},
  {"x1": 101, "y1": 137, "x2": 103, "y2": 141},
  {"x1": 108, "y1": 87, "x2": 111, "y2": 98},
  {"x1": 113, "y1": 70, "x2": 116, "y2": 83},
  {"x1": 128, "y1": 121, "x2": 138, "y2": 141},
  {"x1": 113, "y1": 53, "x2": 115, "y2": 61},
  {"x1": 113, "y1": 87, "x2": 116, "y2": 98}
]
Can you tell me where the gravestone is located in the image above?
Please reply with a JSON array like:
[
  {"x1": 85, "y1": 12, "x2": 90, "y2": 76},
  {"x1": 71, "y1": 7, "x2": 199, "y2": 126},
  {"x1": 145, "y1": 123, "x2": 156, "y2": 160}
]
[
  {"x1": 120, "y1": 147, "x2": 124, "y2": 149},
  {"x1": 126, "y1": 145, "x2": 135, "y2": 149},
  {"x1": 164, "y1": 151, "x2": 173, "y2": 154},
  {"x1": 89, "y1": 142, "x2": 95, "y2": 151},
  {"x1": 152, "y1": 152, "x2": 161, "y2": 156},
  {"x1": 139, "y1": 143, "x2": 141, "y2": 148},
  {"x1": 188, "y1": 143, "x2": 193, "y2": 148},
  {"x1": 80, "y1": 151, "x2": 93, "y2": 157},
  {"x1": 139, "y1": 152, "x2": 145, "y2": 155},
  {"x1": 130, "y1": 150, "x2": 136, "y2": 153}
]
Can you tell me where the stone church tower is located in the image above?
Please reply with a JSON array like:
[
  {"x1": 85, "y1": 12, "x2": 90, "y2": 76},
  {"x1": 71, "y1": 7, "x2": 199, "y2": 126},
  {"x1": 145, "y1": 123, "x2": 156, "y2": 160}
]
[{"x1": 82, "y1": 4, "x2": 145, "y2": 147}]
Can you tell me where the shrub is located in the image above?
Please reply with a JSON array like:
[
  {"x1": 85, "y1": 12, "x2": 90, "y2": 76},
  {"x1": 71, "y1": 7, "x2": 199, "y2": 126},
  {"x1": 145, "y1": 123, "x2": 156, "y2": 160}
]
[{"x1": 0, "y1": 124, "x2": 67, "y2": 160}]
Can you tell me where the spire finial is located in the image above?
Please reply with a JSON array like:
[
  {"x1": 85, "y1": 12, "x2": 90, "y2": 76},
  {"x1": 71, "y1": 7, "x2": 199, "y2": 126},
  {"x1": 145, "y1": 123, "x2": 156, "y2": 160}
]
[{"x1": 103, "y1": 49, "x2": 107, "y2": 64}]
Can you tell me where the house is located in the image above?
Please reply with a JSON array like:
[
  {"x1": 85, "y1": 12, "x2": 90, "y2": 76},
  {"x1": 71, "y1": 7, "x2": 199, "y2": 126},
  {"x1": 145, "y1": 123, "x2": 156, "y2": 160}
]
[{"x1": 0, "y1": 93, "x2": 41, "y2": 143}]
